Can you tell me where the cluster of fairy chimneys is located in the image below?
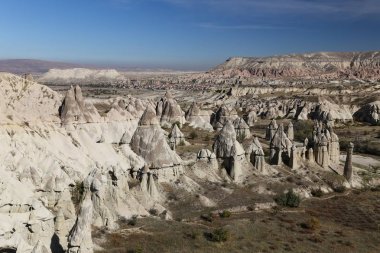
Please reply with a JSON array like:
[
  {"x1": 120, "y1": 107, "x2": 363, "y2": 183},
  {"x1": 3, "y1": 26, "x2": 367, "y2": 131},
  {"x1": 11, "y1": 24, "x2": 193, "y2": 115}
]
[{"x1": 266, "y1": 119, "x2": 354, "y2": 182}]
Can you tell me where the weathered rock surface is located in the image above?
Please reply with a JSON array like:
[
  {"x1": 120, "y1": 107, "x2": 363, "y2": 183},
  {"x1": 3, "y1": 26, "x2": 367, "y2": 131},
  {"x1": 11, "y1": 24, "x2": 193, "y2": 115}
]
[
  {"x1": 210, "y1": 105, "x2": 239, "y2": 130},
  {"x1": 156, "y1": 90, "x2": 186, "y2": 128},
  {"x1": 354, "y1": 101, "x2": 380, "y2": 124},
  {"x1": 60, "y1": 85, "x2": 102, "y2": 124},
  {"x1": 131, "y1": 106, "x2": 183, "y2": 181},
  {"x1": 169, "y1": 124, "x2": 189, "y2": 150},
  {"x1": 185, "y1": 102, "x2": 213, "y2": 131},
  {"x1": 233, "y1": 117, "x2": 251, "y2": 140},
  {"x1": 213, "y1": 121, "x2": 250, "y2": 181},
  {"x1": 210, "y1": 52, "x2": 380, "y2": 81}
]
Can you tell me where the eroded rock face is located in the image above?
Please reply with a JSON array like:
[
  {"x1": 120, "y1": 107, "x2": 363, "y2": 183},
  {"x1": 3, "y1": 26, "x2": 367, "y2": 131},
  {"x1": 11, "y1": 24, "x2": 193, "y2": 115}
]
[
  {"x1": 354, "y1": 101, "x2": 380, "y2": 125},
  {"x1": 156, "y1": 90, "x2": 186, "y2": 128},
  {"x1": 169, "y1": 124, "x2": 189, "y2": 150},
  {"x1": 213, "y1": 121, "x2": 248, "y2": 181},
  {"x1": 60, "y1": 85, "x2": 102, "y2": 124},
  {"x1": 246, "y1": 137, "x2": 266, "y2": 173},
  {"x1": 266, "y1": 119, "x2": 278, "y2": 141},
  {"x1": 311, "y1": 121, "x2": 340, "y2": 169},
  {"x1": 287, "y1": 122, "x2": 294, "y2": 141},
  {"x1": 269, "y1": 124, "x2": 292, "y2": 165},
  {"x1": 211, "y1": 105, "x2": 239, "y2": 130},
  {"x1": 246, "y1": 110, "x2": 258, "y2": 127},
  {"x1": 131, "y1": 106, "x2": 183, "y2": 181},
  {"x1": 0, "y1": 73, "x2": 61, "y2": 124},
  {"x1": 233, "y1": 117, "x2": 251, "y2": 141},
  {"x1": 185, "y1": 102, "x2": 213, "y2": 131}
]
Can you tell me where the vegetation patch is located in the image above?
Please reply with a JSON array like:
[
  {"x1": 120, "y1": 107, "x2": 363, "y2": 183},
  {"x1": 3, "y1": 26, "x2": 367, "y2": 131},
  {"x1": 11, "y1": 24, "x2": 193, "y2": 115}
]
[
  {"x1": 204, "y1": 228, "x2": 229, "y2": 242},
  {"x1": 274, "y1": 189, "x2": 301, "y2": 208}
]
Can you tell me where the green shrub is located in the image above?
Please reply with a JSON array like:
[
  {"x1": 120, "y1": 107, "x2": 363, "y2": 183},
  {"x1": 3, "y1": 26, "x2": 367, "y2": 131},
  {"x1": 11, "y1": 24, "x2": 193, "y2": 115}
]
[
  {"x1": 311, "y1": 188, "x2": 324, "y2": 197},
  {"x1": 205, "y1": 228, "x2": 229, "y2": 242},
  {"x1": 178, "y1": 140, "x2": 185, "y2": 146},
  {"x1": 149, "y1": 208, "x2": 159, "y2": 216},
  {"x1": 189, "y1": 131, "x2": 198, "y2": 139},
  {"x1": 128, "y1": 215, "x2": 138, "y2": 226},
  {"x1": 293, "y1": 120, "x2": 314, "y2": 143},
  {"x1": 333, "y1": 185, "x2": 346, "y2": 193},
  {"x1": 204, "y1": 135, "x2": 211, "y2": 142},
  {"x1": 219, "y1": 210, "x2": 232, "y2": 218},
  {"x1": 275, "y1": 189, "x2": 301, "y2": 208}
]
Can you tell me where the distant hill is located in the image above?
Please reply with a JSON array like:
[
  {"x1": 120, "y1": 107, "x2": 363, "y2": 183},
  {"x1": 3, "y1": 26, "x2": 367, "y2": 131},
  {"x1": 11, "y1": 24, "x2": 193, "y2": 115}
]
[
  {"x1": 0, "y1": 59, "x2": 89, "y2": 74},
  {"x1": 209, "y1": 51, "x2": 380, "y2": 80}
]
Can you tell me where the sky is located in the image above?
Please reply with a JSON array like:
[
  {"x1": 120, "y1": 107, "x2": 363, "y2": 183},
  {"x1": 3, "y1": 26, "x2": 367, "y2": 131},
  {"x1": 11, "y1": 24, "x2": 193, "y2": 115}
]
[{"x1": 0, "y1": 0, "x2": 380, "y2": 70}]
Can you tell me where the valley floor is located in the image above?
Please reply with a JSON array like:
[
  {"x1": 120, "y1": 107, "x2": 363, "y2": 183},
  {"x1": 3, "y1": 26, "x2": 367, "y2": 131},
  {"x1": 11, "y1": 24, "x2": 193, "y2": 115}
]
[{"x1": 94, "y1": 189, "x2": 380, "y2": 253}]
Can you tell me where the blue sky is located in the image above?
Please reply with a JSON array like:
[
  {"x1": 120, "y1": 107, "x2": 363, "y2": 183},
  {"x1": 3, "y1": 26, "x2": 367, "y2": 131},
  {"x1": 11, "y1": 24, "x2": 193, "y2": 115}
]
[{"x1": 0, "y1": 0, "x2": 379, "y2": 70}]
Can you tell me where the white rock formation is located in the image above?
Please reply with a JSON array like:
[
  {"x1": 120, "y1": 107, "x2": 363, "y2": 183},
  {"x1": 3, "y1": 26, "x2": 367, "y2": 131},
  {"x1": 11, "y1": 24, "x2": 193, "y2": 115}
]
[
  {"x1": 354, "y1": 101, "x2": 380, "y2": 125},
  {"x1": 60, "y1": 85, "x2": 102, "y2": 124},
  {"x1": 185, "y1": 102, "x2": 213, "y2": 131},
  {"x1": 233, "y1": 117, "x2": 251, "y2": 141},
  {"x1": 156, "y1": 90, "x2": 186, "y2": 128},
  {"x1": 131, "y1": 106, "x2": 183, "y2": 181},
  {"x1": 168, "y1": 124, "x2": 189, "y2": 150},
  {"x1": 213, "y1": 121, "x2": 249, "y2": 182},
  {"x1": 246, "y1": 110, "x2": 258, "y2": 127},
  {"x1": 246, "y1": 137, "x2": 266, "y2": 173},
  {"x1": 211, "y1": 105, "x2": 239, "y2": 130}
]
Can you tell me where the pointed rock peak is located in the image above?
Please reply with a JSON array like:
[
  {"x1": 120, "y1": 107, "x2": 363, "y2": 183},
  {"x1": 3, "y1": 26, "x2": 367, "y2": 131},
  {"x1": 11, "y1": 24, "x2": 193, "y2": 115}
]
[
  {"x1": 222, "y1": 120, "x2": 235, "y2": 133},
  {"x1": 165, "y1": 90, "x2": 174, "y2": 99},
  {"x1": 143, "y1": 164, "x2": 150, "y2": 174},
  {"x1": 288, "y1": 121, "x2": 293, "y2": 127},
  {"x1": 74, "y1": 85, "x2": 85, "y2": 107},
  {"x1": 172, "y1": 124, "x2": 181, "y2": 134},
  {"x1": 234, "y1": 117, "x2": 249, "y2": 128},
  {"x1": 269, "y1": 118, "x2": 278, "y2": 128},
  {"x1": 327, "y1": 111, "x2": 333, "y2": 121},
  {"x1": 253, "y1": 137, "x2": 263, "y2": 149},
  {"x1": 139, "y1": 106, "x2": 159, "y2": 126},
  {"x1": 278, "y1": 123, "x2": 284, "y2": 132},
  {"x1": 31, "y1": 240, "x2": 49, "y2": 253}
]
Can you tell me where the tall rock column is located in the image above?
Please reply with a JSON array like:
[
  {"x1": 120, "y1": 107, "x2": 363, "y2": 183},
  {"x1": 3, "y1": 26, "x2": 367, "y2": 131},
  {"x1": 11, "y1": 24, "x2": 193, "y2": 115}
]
[
  {"x1": 287, "y1": 122, "x2": 294, "y2": 141},
  {"x1": 290, "y1": 145, "x2": 298, "y2": 169},
  {"x1": 266, "y1": 119, "x2": 278, "y2": 141},
  {"x1": 344, "y1": 142, "x2": 354, "y2": 182}
]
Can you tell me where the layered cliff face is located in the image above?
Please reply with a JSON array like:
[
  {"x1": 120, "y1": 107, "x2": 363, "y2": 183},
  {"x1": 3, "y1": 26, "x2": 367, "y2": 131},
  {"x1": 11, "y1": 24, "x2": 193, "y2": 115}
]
[{"x1": 210, "y1": 51, "x2": 380, "y2": 81}]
